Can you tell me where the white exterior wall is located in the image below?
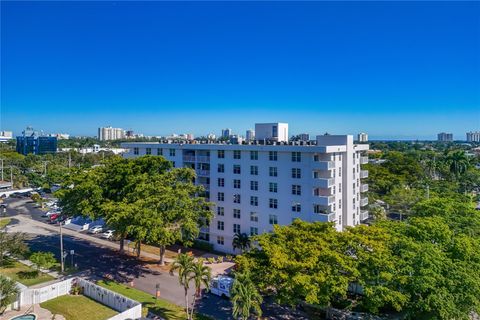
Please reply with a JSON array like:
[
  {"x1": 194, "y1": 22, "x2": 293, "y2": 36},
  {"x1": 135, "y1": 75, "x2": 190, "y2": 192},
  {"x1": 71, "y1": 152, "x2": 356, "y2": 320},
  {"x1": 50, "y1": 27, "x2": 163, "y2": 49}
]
[
  {"x1": 122, "y1": 136, "x2": 368, "y2": 253},
  {"x1": 254, "y1": 123, "x2": 289, "y2": 142}
]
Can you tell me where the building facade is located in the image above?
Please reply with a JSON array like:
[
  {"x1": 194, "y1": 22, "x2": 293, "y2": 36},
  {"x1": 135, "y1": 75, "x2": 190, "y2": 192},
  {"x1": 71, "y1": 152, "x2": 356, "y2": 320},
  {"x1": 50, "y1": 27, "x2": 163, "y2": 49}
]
[
  {"x1": 437, "y1": 132, "x2": 453, "y2": 142},
  {"x1": 221, "y1": 129, "x2": 232, "y2": 138},
  {"x1": 122, "y1": 134, "x2": 369, "y2": 253},
  {"x1": 466, "y1": 131, "x2": 480, "y2": 142},
  {"x1": 246, "y1": 130, "x2": 255, "y2": 141},
  {"x1": 98, "y1": 127, "x2": 125, "y2": 141},
  {"x1": 255, "y1": 123, "x2": 289, "y2": 142},
  {"x1": 357, "y1": 132, "x2": 368, "y2": 142},
  {"x1": 16, "y1": 127, "x2": 57, "y2": 155}
]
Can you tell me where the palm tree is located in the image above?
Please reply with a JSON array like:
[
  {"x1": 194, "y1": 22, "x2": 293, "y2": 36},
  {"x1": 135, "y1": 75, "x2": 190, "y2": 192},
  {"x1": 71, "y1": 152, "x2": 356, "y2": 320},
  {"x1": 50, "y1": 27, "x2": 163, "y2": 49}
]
[
  {"x1": 231, "y1": 271, "x2": 263, "y2": 320},
  {"x1": 0, "y1": 275, "x2": 19, "y2": 314},
  {"x1": 188, "y1": 258, "x2": 212, "y2": 320},
  {"x1": 232, "y1": 233, "x2": 251, "y2": 253},
  {"x1": 170, "y1": 253, "x2": 195, "y2": 317},
  {"x1": 446, "y1": 150, "x2": 470, "y2": 178}
]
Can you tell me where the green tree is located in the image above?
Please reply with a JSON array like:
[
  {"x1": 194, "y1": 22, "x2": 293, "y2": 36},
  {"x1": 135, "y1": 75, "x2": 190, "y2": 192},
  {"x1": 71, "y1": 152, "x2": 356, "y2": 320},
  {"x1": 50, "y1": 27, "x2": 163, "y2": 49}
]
[
  {"x1": 188, "y1": 258, "x2": 211, "y2": 319},
  {"x1": 0, "y1": 275, "x2": 19, "y2": 314},
  {"x1": 0, "y1": 231, "x2": 28, "y2": 266},
  {"x1": 231, "y1": 271, "x2": 263, "y2": 320},
  {"x1": 369, "y1": 204, "x2": 387, "y2": 221},
  {"x1": 29, "y1": 251, "x2": 57, "y2": 271},
  {"x1": 170, "y1": 253, "x2": 195, "y2": 318},
  {"x1": 446, "y1": 150, "x2": 470, "y2": 178},
  {"x1": 232, "y1": 233, "x2": 251, "y2": 253},
  {"x1": 385, "y1": 185, "x2": 424, "y2": 220}
]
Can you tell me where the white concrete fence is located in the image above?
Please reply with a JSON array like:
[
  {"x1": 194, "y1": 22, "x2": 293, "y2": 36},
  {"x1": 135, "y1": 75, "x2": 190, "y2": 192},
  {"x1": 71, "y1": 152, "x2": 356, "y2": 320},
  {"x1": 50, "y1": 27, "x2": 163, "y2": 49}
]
[{"x1": 14, "y1": 277, "x2": 142, "y2": 320}]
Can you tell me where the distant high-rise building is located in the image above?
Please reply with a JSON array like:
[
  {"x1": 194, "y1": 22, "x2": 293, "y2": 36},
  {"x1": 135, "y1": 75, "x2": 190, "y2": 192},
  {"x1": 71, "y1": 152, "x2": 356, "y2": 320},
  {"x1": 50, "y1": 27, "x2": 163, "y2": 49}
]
[
  {"x1": 466, "y1": 131, "x2": 480, "y2": 142},
  {"x1": 185, "y1": 134, "x2": 194, "y2": 141},
  {"x1": 255, "y1": 122, "x2": 289, "y2": 142},
  {"x1": 221, "y1": 129, "x2": 232, "y2": 138},
  {"x1": 0, "y1": 131, "x2": 13, "y2": 143},
  {"x1": 437, "y1": 132, "x2": 453, "y2": 142},
  {"x1": 298, "y1": 133, "x2": 310, "y2": 142},
  {"x1": 246, "y1": 129, "x2": 255, "y2": 141},
  {"x1": 98, "y1": 127, "x2": 125, "y2": 141},
  {"x1": 16, "y1": 127, "x2": 57, "y2": 155},
  {"x1": 207, "y1": 133, "x2": 216, "y2": 140},
  {"x1": 358, "y1": 133, "x2": 368, "y2": 142}
]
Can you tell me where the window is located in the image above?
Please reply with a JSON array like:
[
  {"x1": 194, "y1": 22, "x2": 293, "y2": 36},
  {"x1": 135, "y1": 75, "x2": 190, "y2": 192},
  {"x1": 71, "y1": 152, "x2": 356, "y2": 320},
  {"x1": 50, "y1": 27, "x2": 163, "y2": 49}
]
[
  {"x1": 217, "y1": 150, "x2": 225, "y2": 158},
  {"x1": 233, "y1": 179, "x2": 241, "y2": 189},
  {"x1": 291, "y1": 152, "x2": 301, "y2": 162},
  {"x1": 250, "y1": 180, "x2": 258, "y2": 191},
  {"x1": 339, "y1": 183, "x2": 342, "y2": 192},
  {"x1": 269, "y1": 182, "x2": 278, "y2": 193},
  {"x1": 292, "y1": 185, "x2": 301, "y2": 195},
  {"x1": 217, "y1": 178, "x2": 224, "y2": 187},
  {"x1": 233, "y1": 165, "x2": 241, "y2": 174},
  {"x1": 250, "y1": 196, "x2": 258, "y2": 206},
  {"x1": 250, "y1": 151, "x2": 258, "y2": 160},
  {"x1": 292, "y1": 203, "x2": 301, "y2": 212},
  {"x1": 269, "y1": 198, "x2": 278, "y2": 209},
  {"x1": 269, "y1": 167, "x2": 278, "y2": 177},
  {"x1": 233, "y1": 224, "x2": 241, "y2": 234},
  {"x1": 250, "y1": 165, "x2": 258, "y2": 175},
  {"x1": 292, "y1": 168, "x2": 301, "y2": 179},
  {"x1": 146, "y1": 147, "x2": 151, "y2": 155},
  {"x1": 217, "y1": 221, "x2": 224, "y2": 231},
  {"x1": 250, "y1": 227, "x2": 258, "y2": 236},
  {"x1": 217, "y1": 236, "x2": 224, "y2": 245},
  {"x1": 217, "y1": 207, "x2": 224, "y2": 216},
  {"x1": 157, "y1": 148, "x2": 162, "y2": 156},
  {"x1": 339, "y1": 167, "x2": 342, "y2": 177},
  {"x1": 250, "y1": 212, "x2": 258, "y2": 222},
  {"x1": 133, "y1": 147, "x2": 139, "y2": 155},
  {"x1": 217, "y1": 192, "x2": 224, "y2": 201},
  {"x1": 169, "y1": 149, "x2": 175, "y2": 157},
  {"x1": 171, "y1": 161, "x2": 175, "y2": 167},
  {"x1": 234, "y1": 150, "x2": 241, "y2": 159},
  {"x1": 269, "y1": 151, "x2": 278, "y2": 161},
  {"x1": 233, "y1": 209, "x2": 241, "y2": 219},
  {"x1": 217, "y1": 164, "x2": 224, "y2": 173},
  {"x1": 233, "y1": 194, "x2": 241, "y2": 204},
  {"x1": 339, "y1": 199, "x2": 342, "y2": 209},
  {"x1": 269, "y1": 214, "x2": 278, "y2": 225}
]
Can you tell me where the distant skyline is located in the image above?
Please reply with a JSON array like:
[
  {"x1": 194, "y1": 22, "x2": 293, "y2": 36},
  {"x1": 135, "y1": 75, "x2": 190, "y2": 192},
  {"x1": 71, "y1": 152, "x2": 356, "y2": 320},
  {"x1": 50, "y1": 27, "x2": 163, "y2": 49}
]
[{"x1": 1, "y1": 1, "x2": 479, "y2": 140}]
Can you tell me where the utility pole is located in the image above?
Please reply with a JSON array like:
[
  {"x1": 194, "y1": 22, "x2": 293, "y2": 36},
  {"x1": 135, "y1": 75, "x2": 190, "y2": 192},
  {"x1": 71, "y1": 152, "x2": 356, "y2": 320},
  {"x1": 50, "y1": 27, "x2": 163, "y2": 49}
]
[
  {"x1": 0, "y1": 158, "x2": 4, "y2": 181},
  {"x1": 10, "y1": 166, "x2": 13, "y2": 184},
  {"x1": 59, "y1": 222, "x2": 64, "y2": 273},
  {"x1": 426, "y1": 184, "x2": 430, "y2": 199},
  {"x1": 68, "y1": 152, "x2": 72, "y2": 168},
  {"x1": 43, "y1": 161, "x2": 48, "y2": 176}
]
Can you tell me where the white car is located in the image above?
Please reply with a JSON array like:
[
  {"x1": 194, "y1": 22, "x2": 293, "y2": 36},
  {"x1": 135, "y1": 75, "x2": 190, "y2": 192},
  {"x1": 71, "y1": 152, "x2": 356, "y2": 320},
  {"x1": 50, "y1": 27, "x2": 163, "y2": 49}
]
[
  {"x1": 46, "y1": 210, "x2": 61, "y2": 216},
  {"x1": 210, "y1": 276, "x2": 234, "y2": 298},
  {"x1": 88, "y1": 225, "x2": 104, "y2": 234},
  {"x1": 101, "y1": 230, "x2": 115, "y2": 240}
]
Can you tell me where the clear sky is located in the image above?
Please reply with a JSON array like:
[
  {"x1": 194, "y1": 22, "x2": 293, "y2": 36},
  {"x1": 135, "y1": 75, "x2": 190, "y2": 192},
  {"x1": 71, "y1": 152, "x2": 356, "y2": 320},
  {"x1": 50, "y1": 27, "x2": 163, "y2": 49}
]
[{"x1": 1, "y1": 1, "x2": 479, "y2": 140}]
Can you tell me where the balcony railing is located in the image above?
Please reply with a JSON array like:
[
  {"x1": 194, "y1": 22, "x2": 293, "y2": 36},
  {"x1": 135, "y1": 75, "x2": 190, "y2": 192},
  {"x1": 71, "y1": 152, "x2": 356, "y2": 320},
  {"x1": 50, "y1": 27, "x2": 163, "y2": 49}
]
[
  {"x1": 360, "y1": 210, "x2": 369, "y2": 221},
  {"x1": 314, "y1": 195, "x2": 335, "y2": 206},
  {"x1": 360, "y1": 170, "x2": 369, "y2": 179},
  {"x1": 315, "y1": 212, "x2": 336, "y2": 223},
  {"x1": 360, "y1": 184, "x2": 369, "y2": 192},
  {"x1": 183, "y1": 156, "x2": 210, "y2": 162},
  {"x1": 360, "y1": 197, "x2": 369, "y2": 207},
  {"x1": 196, "y1": 169, "x2": 210, "y2": 177},
  {"x1": 313, "y1": 160, "x2": 335, "y2": 170},
  {"x1": 360, "y1": 156, "x2": 369, "y2": 164},
  {"x1": 313, "y1": 177, "x2": 335, "y2": 189}
]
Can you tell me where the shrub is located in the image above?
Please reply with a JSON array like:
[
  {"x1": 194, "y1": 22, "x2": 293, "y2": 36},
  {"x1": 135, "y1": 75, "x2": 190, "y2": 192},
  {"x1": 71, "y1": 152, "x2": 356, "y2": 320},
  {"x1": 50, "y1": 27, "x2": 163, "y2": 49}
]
[{"x1": 192, "y1": 240, "x2": 214, "y2": 252}]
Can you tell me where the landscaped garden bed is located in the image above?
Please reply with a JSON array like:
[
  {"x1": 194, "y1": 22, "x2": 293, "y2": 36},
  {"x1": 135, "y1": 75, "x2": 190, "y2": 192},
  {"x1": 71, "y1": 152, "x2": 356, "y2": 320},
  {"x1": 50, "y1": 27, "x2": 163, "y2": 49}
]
[{"x1": 0, "y1": 258, "x2": 54, "y2": 286}]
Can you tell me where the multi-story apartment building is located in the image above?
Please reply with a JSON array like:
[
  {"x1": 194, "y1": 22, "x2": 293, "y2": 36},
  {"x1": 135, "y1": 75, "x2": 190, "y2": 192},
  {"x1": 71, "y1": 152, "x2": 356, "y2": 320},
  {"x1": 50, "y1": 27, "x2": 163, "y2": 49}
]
[
  {"x1": 255, "y1": 123, "x2": 289, "y2": 142},
  {"x1": 466, "y1": 131, "x2": 480, "y2": 142},
  {"x1": 246, "y1": 130, "x2": 255, "y2": 141},
  {"x1": 98, "y1": 126, "x2": 125, "y2": 141},
  {"x1": 437, "y1": 132, "x2": 453, "y2": 142},
  {"x1": 16, "y1": 127, "x2": 57, "y2": 155},
  {"x1": 357, "y1": 132, "x2": 368, "y2": 142},
  {"x1": 122, "y1": 133, "x2": 369, "y2": 253}
]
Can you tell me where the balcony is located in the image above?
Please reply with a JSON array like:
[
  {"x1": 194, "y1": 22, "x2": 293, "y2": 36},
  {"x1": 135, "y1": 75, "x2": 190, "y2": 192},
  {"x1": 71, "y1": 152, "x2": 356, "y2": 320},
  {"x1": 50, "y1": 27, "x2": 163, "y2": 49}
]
[
  {"x1": 360, "y1": 197, "x2": 368, "y2": 207},
  {"x1": 360, "y1": 170, "x2": 369, "y2": 179},
  {"x1": 360, "y1": 156, "x2": 369, "y2": 164},
  {"x1": 183, "y1": 155, "x2": 210, "y2": 163},
  {"x1": 199, "y1": 183, "x2": 210, "y2": 191},
  {"x1": 196, "y1": 169, "x2": 210, "y2": 177},
  {"x1": 360, "y1": 210, "x2": 369, "y2": 221},
  {"x1": 313, "y1": 160, "x2": 335, "y2": 170},
  {"x1": 360, "y1": 184, "x2": 369, "y2": 193},
  {"x1": 313, "y1": 177, "x2": 335, "y2": 189},
  {"x1": 315, "y1": 212, "x2": 336, "y2": 223},
  {"x1": 314, "y1": 195, "x2": 335, "y2": 206}
]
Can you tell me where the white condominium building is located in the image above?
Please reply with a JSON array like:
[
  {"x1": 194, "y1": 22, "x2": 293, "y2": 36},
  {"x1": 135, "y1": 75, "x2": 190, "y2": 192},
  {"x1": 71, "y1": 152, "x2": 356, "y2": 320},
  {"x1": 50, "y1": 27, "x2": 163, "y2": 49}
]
[
  {"x1": 358, "y1": 132, "x2": 368, "y2": 142},
  {"x1": 255, "y1": 123, "x2": 289, "y2": 142},
  {"x1": 98, "y1": 127, "x2": 125, "y2": 141},
  {"x1": 466, "y1": 131, "x2": 480, "y2": 142},
  {"x1": 437, "y1": 132, "x2": 453, "y2": 142},
  {"x1": 122, "y1": 134, "x2": 369, "y2": 253}
]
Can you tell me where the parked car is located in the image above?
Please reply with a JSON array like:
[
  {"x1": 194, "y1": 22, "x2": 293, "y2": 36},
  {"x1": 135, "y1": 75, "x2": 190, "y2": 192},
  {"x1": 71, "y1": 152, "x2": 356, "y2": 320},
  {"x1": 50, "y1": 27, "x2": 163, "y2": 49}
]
[
  {"x1": 88, "y1": 225, "x2": 104, "y2": 234},
  {"x1": 210, "y1": 276, "x2": 234, "y2": 298},
  {"x1": 101, "y1": 230, "x2": 115, "y2": 240},
  {"x1": 46, "y1": 210, "x2": 60, "y2": 216}
]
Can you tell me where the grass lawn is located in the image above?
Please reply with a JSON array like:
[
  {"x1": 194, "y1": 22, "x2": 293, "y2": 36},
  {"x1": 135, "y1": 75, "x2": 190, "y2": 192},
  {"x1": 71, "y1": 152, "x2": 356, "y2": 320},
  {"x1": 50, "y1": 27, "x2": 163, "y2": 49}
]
[
  {"x1": 40, "y1": 295, "x2": 118, "y2": 320},
  {"x1": 0, "y1": 258, "x2": 55, "y2": 286},
  {"x1": 0, "y1": 218, "x2": 11, "y2": 228}
]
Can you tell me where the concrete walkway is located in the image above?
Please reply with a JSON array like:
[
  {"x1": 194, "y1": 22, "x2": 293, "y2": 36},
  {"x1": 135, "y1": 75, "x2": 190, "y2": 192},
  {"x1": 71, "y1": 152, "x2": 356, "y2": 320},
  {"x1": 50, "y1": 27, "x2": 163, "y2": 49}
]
[{"x1": 2, "y1": 304, "x2": 66, "y2": 320}]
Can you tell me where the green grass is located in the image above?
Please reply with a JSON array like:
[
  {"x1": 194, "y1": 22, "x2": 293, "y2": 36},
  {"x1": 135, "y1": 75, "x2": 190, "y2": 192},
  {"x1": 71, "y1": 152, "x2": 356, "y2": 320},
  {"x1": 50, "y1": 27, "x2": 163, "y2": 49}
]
[
  {"x1": 0, "y1": 258, "x2": 55, "y2": 286},
  {"x1": 0, "y1": 218, "x2": 11, "y2": 228},
  {"x1": 40, "y1": 295, "x2": 118, "y2": 320}
]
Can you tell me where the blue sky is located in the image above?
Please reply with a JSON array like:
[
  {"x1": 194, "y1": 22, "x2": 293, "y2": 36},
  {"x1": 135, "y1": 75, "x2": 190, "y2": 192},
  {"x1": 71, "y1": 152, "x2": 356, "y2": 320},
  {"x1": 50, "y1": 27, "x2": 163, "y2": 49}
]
[{"x1": 1, "y1": 1, "x2": 479, "y2": 140}]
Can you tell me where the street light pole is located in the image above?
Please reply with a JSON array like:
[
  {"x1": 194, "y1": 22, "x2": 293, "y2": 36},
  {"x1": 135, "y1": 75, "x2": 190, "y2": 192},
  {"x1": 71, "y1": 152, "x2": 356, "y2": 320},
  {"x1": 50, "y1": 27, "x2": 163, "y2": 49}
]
[{"x1": 59, "y1": 222, "x2": 64, "y2": 273}]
